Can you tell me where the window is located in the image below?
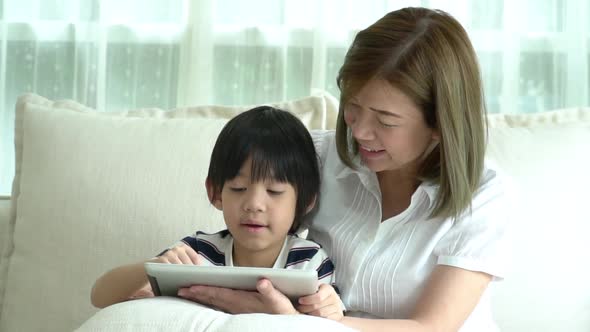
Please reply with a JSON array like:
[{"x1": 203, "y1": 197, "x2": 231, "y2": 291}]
[{"x1": 1, "y1": 0, "x2": 589, "y2": 194}]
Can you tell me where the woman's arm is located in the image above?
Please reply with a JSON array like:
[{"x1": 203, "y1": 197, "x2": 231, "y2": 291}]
[
  {"x1": 179, "y1": 265, "x2": 491, "y2": 331},
  {"x1": 179, "y1": 265, "x2": 491, "y2": 332},
  {"x1": 340, "y1": 265, "x2": 492, "y2": 332}
]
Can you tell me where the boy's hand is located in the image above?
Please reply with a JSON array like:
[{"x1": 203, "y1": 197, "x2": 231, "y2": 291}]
[
  {"x1": 297, "y1": 284, "x2": 344, "y2": 321},
  {"x1": 154, "y1": 243, "x2": 202, "y2": 265}
]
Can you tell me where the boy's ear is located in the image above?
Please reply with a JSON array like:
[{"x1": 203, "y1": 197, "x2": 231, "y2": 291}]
[
  {"x1": 205, "y1": 177, "x2": 223, "y2": 211},
  {"x1": 304, "y1": 195, "x2": 318, "y2": 214}
]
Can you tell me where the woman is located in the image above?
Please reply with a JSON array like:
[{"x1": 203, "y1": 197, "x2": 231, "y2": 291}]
[{"x1": 178, "y1": 7, "x2": 510, "y2": 332}]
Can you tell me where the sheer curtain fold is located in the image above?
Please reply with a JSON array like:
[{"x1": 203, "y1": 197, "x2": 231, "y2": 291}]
[{"x1": 0, "y1": 0, "x2": 589, "y2": 194}]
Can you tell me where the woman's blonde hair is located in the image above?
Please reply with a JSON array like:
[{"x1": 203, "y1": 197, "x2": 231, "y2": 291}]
[{"x1": 336, "y1": 7, "x2": 487, "y2": 220}]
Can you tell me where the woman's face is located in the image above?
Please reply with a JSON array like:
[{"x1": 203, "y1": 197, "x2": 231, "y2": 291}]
[{"x1": 343, "y1": 79, "x2": 438, "y2": 175}]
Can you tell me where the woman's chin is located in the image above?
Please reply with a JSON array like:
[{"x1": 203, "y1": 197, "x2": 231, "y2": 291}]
[{"x1": 360, "y1": 156, "x2": 390, "y2": 172}]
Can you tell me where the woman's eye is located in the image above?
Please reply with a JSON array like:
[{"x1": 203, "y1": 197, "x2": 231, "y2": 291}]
[{"x1": 379, "y1": 120, "x2": 398, "y2": 128}]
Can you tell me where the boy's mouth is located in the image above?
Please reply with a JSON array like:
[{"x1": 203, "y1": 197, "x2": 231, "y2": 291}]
[{"x1": 241, "y1": 220, "x2": 268, "y2": 233}]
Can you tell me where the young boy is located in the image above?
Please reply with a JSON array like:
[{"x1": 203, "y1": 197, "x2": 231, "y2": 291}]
[{"x1": 91, "y1": 106, "x2": 343, "y2": 320}]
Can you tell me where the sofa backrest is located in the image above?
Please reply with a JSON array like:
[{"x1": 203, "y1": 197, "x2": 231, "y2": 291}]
[
  {"x1": 0, "y1": 92, "x2": 339, "y2": 332},
  {"x1": 485, "y1": 109, "x2": 590, "y2": 332},
  {"x1": 1, "y1": 93, "x2": 589, "y2": 332}
]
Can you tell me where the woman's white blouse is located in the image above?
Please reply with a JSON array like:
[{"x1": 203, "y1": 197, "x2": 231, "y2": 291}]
[{"x1": 307, "y1": 131, "x2": 511, "y2": 332}]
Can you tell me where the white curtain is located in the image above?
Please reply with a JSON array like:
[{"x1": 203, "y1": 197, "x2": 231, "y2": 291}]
[{"x1": 0, "y1": 0, "x2": 588, "y2": 194}]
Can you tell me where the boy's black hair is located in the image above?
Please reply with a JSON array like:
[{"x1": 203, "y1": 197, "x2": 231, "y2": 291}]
[{"x1": 207, "y1": 106, "x2": 320, "y2": 232}]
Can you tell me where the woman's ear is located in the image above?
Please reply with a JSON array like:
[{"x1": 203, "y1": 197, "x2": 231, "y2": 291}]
[
  {"x1": 431, "y1": 128, "x2": 441, "y2": 142},
  {"x1": 205, "y1": 177, "x2": 223, "y2": 211}
]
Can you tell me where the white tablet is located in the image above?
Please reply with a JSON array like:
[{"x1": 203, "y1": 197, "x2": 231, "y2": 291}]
[{"x1": 144, "y1": 262, "x2": 319, "y2": 300}]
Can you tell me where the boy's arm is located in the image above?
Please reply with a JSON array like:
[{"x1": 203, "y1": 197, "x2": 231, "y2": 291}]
[
  {"x1": 91, "y1": 242, "x2": 202, "y2": 308},
  {"x1": 90, "y1": 259, "x2": 155, "y2": 309}
]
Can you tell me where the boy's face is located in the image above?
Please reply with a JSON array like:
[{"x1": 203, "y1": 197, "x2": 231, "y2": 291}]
[{"x1": 212, "y1": 158, "x2": 297, "y2": 266}]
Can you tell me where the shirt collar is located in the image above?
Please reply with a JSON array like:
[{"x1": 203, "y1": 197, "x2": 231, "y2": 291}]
[
  {"x1": 419, "y1": 180, "x2": 439, "y2": 208},
  {"x1": 335, "y1": 158, "x2": 439, "y2": 208},
  {"x1": 227, "y1": 236, "x2": 290, "y2": 268},
  {"x1": 335, "y1": 155, "x2": 365, "y2": 180}
]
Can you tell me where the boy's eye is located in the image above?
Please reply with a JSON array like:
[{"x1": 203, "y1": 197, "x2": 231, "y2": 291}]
[
  {"x1": 229, "y1": 187, "x2": 246, "y2": 192},
  {"x1": 267, "y1": 189, "x2": 284, "y2": 195}
]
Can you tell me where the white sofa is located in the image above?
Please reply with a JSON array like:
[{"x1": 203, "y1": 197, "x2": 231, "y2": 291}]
[{"x1": 0, "y1": 93, "x2": 589, "y2": 332}]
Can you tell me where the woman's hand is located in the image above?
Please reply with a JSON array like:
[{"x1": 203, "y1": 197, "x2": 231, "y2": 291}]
[
  {"x1": 177, "y1": 278, "x2": 299, "y2": 315},
  {"x1": 297, "y1": 284, "x2": 344, "y2": 321}
]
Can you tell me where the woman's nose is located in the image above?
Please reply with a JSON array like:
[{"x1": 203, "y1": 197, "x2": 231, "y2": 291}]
[{"x1": 349, "y1": 111, "x2": 375, "y2": 141}]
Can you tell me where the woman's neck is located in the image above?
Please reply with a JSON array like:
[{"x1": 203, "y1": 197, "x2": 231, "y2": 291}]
[{"x1": 377, "y1": 169, "x2": 420, "y2": 221}]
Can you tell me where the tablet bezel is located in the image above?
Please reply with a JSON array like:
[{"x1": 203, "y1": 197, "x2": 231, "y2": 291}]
[{"x1": 144, "y1": 262, "x2": 319, "y2": 300}]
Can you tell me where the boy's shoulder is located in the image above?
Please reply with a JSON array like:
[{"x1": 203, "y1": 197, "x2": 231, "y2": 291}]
[
  {"x1": 185, "y1": 230, "x2": 231, "y2": 249},
  {"x1": 185, "y1": 230, "x2": 232, "y2": 262},
  {"x1": 285, "y1": 234, "x2": 322, "y2": 250},
  {"x1": 282, "y1": 235, "x2": 335, "y2": 279},
  {"x1": 195, "y1": 229, "x2": 231, "y2": 241},
  {"x1": 283, "y1": 234, "x2": 329, "y2": 264}
]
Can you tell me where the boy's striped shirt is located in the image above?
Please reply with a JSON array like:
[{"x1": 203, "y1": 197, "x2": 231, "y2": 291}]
[{"x1": 158, "y1": 230, "x2": 337, "y2": 287}]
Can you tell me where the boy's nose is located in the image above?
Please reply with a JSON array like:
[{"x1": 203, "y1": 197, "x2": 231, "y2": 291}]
[{"x1": 243, "y1": 189, "x2": 265, "y2": 212}]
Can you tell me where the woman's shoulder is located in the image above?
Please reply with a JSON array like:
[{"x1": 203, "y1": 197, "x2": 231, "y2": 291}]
[
  {"x1": 449, "y1": 162, "x2": 514, "y2": 234},
  {"x1": 474, "y1": 161, "x2": 513, "y2": 201},
  {"x1": 422, "y1": 163, "x2": 508, "y2": 208},
  {"x1": 434, "y1": 163, "x2": 514, "y2": 279},
  {"x1": 310, "y1": 130, "x2": 344, "y2": 169},
  {"x1": 310, "y1": 129, "x2": 335, "y2": 140},
  {"x1": 310, "y1": 129, "x2": 336, "y2": 154}
]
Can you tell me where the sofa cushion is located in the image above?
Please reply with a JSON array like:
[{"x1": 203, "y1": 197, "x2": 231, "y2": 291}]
[
  {"x1": 75, "y1": 297, "x2": 358, "y2": 332},
  {"x1": 486, "y1": 109, "x2": 590, "y2": 332},
  {"x1": 0, "y1": 93, "x2": 338, "y2": 332}
]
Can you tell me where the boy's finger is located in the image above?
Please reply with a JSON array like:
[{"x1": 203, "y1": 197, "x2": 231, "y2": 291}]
[
  {"x1": 186, "y1": 249, "x2": 201, "y2": 265},
  {"x1": 178, "y1": 251, "x2": 193, "y2": 265},
  {"x1": 167, "y1": 255, "x2": 182, "y2": 264}
]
